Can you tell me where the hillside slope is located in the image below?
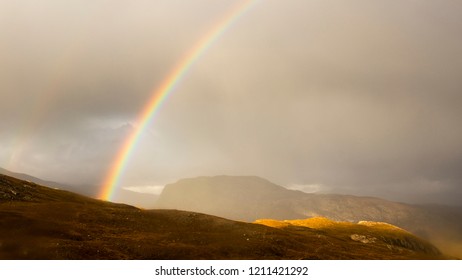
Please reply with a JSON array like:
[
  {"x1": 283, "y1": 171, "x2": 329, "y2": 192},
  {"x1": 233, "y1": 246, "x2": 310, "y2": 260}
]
[{"x1": 0, "y1": 174, "x2": 447, "y2": 260}]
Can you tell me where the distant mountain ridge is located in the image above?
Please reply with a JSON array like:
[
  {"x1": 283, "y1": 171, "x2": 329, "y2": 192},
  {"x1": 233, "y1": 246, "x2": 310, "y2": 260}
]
[
  {"x1": 157, "y1": 176, "x2": 305, "y2": 221},
  {"x1": 0, "y1": 167, "x2": 97, "y2": 197},
  {"x1": 156, "y1": 175, "x2": 462, "y2": 257},
  {"x1": 0, "y1": 167, "x2": 64, "y2": 189}
]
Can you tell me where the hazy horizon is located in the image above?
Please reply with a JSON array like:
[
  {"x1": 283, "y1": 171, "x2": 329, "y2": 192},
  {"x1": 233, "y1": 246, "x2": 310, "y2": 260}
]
[{"x1": 1, "y1": 0, "x2": 462, "y2": 206}]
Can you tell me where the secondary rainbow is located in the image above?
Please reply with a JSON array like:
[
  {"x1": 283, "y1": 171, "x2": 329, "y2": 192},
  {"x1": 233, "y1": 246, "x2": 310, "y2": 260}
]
[{"x1": 99, "y1": 0, "x2": 259, "y2": 200}]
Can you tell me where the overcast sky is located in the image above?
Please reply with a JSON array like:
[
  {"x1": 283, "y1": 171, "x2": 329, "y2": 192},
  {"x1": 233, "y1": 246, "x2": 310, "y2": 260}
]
[{"x1": 1, "y1": 0, "x2": 462, "y2": 205}]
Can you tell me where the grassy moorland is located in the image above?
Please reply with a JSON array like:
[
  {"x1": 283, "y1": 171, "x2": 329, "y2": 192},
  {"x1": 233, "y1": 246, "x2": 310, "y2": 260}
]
[{"x1": 0, "y1": 174, "x2": 450, "y2": 259}]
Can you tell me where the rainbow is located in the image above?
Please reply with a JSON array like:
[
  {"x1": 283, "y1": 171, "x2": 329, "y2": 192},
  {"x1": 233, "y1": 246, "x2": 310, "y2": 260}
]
[{"x1": 99, "y1": 0, "x2": 259, "y2": 200}]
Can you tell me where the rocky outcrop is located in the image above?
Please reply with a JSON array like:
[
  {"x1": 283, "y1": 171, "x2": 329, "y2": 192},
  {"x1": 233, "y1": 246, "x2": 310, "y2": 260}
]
[{"x1": 350, "y1": 234, "x2": 376, "y2": 244}]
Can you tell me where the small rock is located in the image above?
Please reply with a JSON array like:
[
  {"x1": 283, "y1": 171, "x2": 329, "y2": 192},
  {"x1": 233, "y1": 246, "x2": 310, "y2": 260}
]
[{"x1": 350, "y1": 234, "x2": 377, "y2": 244}]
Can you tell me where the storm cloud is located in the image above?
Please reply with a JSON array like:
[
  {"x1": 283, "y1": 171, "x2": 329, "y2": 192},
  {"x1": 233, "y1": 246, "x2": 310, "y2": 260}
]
[{"x1": 1, "y1": 0, "x2": 462, "y2": 205}]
